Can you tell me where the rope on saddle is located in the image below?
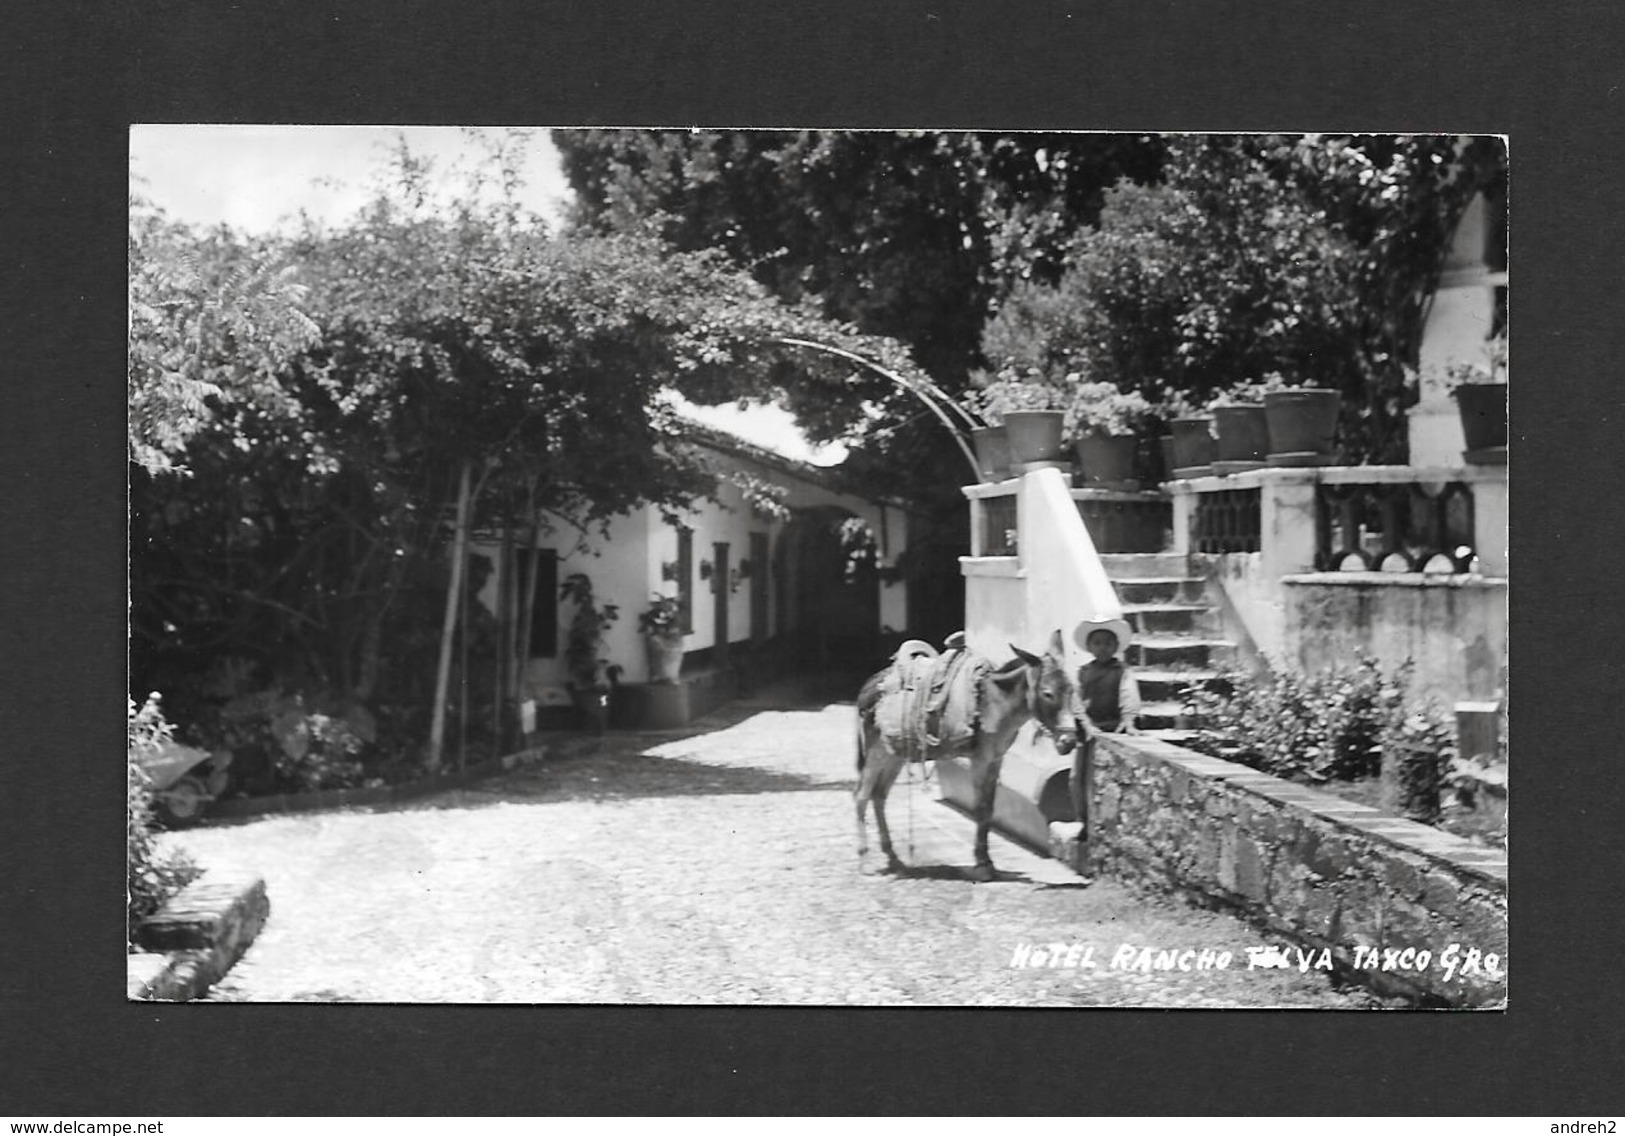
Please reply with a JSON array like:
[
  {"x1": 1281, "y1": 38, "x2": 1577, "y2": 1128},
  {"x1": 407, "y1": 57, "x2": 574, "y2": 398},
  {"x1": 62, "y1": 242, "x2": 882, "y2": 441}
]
[
  {"x1": 874, "y1": 635, "x2": 989, "y2": 859},
  {"x1": 879, "y1": 644, "x2": 988, "y2": 764}
]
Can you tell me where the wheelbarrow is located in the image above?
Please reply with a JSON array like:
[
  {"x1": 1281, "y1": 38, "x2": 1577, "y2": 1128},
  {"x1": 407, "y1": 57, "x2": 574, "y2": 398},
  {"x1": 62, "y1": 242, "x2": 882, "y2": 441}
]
[{"x1": 135, "y1": 739, "x2": 233, "y2": 827}]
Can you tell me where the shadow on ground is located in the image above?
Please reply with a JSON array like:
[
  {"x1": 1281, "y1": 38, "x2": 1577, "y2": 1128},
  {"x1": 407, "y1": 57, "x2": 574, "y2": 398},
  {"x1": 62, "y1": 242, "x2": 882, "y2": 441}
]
[
  {"x1": 866, "y1": 861, "x2": 1048, "y2": 885},
  {"x1": 395, "y1": 714, "x2": 847, "y2": 813}
]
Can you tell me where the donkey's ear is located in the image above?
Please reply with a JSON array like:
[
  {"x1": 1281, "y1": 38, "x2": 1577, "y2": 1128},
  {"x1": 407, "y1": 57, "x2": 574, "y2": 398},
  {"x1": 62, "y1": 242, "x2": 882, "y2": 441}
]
[
  {"x1": 1009, "y1": 643, "x2": 1040, "y2": 667},
  {"x1": 1048, "y1": 629, "x2": 1066, "y2": 657}
]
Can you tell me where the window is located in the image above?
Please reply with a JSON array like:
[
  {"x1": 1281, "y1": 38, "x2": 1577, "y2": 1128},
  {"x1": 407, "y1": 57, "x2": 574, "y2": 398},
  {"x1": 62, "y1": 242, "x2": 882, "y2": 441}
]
[
  {"x1": 515, "y1": 548, "x2": 558, "y2": 658},
  {"x1": 676, "y1": 526, "x2": 694, "y2": 634}
]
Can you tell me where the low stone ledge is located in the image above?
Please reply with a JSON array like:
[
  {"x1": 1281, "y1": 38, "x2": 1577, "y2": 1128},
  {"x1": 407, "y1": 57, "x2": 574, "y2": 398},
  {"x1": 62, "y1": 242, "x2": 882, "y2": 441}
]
[
  {"x1": 128, "y1": 871, "x2": 269, "y2": 1001},
  {"x1": 1088, "y1": 734, "x2": 1508, "y2": 1008}
]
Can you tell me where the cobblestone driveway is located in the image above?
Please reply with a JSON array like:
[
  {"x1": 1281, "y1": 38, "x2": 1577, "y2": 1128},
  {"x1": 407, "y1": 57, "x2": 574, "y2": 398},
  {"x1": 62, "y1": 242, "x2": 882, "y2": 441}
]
[{"x1": 168, "y1": 681, "x2": 1380, "y2": 1007}]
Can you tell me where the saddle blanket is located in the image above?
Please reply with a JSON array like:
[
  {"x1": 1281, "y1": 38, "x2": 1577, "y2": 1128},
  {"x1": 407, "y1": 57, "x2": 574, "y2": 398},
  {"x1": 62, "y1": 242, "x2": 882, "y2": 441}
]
[{"x1": 873, "y1": 639, "x2": 990, "y2": 763}]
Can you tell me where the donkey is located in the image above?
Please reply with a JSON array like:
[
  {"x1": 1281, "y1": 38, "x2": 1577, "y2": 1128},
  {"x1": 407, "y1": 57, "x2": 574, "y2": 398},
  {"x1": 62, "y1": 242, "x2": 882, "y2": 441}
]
[{"x1": 854, "y1": 629, "x2": 1076, "y2": 882}]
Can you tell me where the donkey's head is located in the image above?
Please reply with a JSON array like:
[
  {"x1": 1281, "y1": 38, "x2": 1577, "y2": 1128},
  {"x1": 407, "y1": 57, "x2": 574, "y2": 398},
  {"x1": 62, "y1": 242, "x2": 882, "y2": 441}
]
[{"x1": 1002, "y1": 629, "x2": 1076, "y2": 751}]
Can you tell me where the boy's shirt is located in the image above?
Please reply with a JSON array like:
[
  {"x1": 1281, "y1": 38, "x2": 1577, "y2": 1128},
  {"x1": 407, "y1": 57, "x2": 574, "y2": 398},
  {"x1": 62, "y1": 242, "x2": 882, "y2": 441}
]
[{"x1": 1074, "y1": 656, "x2": 1142, "y2": 732}]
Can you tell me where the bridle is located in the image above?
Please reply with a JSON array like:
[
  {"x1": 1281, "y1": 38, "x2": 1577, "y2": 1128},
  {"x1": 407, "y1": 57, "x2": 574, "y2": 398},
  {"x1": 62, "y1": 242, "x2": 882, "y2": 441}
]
[{"x1": 1025, "y1": 654, "x2": 1080, "y2": 753}]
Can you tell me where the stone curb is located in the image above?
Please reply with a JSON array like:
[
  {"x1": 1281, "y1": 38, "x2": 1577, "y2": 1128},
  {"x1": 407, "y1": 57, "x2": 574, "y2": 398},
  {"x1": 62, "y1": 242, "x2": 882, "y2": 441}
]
[
  {"x1": 199, "y1": 743, "x2": 560, "y2": 825},
  {"x1": 128, "y1": 870, "x2": 270, "y2": 1002}
]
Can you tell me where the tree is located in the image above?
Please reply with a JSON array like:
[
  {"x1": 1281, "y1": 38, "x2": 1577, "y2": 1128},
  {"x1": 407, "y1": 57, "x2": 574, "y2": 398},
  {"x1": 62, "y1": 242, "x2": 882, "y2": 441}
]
[
  {"x1": 978, "y1": 134, "x2": 1508, "y2": 462},
  {"x1": 130, "y1": 137, "x2": 934, "y2": 778},
  {"x1": 553, "y1": 129, "x2": 1167, "y2": 501},
  {"x1": 127, "y1": 197, "x2": 320, "y2": 475}
]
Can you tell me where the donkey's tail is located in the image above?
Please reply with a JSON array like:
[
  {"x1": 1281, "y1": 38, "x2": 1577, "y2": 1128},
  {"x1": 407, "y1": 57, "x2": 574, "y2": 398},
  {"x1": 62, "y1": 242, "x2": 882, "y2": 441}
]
[{"x1": 855, "y1": 668, "x2": 888, "y2": 775}]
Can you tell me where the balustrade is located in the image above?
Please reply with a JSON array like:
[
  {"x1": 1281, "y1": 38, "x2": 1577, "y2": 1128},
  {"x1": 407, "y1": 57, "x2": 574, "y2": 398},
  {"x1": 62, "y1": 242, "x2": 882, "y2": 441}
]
[
  {"x1": 1073, "y1": 489, "x2": 1171, "y2": 554},
  {"x1": 1315, "y1": 479, "x2": 1476, "y2": 572},
  {"x1": 1193, "y1": 488, "x2": 1261, "y2": 554}
]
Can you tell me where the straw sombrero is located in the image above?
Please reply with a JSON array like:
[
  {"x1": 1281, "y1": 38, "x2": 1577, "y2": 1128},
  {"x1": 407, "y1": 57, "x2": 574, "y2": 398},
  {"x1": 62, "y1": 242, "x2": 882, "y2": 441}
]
[{"x1": 1073, "y1": 613, "x2": 1133, "y2": 656}]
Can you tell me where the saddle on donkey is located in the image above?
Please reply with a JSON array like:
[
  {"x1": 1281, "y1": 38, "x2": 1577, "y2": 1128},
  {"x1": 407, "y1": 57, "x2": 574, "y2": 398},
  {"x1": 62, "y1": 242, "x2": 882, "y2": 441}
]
[{"x1": 872, "y1": 631, "x2": 992, "y2": 763}]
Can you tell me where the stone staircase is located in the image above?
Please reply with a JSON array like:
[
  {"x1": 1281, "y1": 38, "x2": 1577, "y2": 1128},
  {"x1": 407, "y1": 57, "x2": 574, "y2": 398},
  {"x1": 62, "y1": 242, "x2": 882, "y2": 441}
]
[{"x1": 1099, "y1": 552, "x2": 1232, "y2": 736}]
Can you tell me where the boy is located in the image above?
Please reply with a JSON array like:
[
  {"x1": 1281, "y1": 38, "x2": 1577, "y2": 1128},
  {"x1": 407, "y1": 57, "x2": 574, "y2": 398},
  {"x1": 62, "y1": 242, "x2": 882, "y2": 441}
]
[{"x1": 1068, "y1": 616, "x2": 1141, "y2": 844}]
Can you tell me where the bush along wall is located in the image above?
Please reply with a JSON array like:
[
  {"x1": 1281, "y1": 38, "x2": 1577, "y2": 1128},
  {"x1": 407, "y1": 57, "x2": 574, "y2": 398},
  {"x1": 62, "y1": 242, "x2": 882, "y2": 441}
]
[
  {"x1": 1181, "y1": 655, "x2": 1503, "y2": 850},
  {"x1": 127, "y1": 694, "x2": 201, "y2": 943},
  {"x1": 1088, "y1": 734, "x2": 1507, "y2": 1007}
]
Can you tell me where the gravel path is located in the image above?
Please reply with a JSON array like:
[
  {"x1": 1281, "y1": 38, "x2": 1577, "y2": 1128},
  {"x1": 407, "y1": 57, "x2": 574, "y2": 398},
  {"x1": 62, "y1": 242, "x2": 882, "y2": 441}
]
[{"x1": 166, "y1": 683, "x2": 1382, "y2": 1007}]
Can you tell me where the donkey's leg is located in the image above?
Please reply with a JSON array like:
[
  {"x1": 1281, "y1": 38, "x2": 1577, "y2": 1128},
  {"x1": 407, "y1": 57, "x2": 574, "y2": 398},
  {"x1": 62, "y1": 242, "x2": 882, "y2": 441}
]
[
  {"x1": 854, "y1": 722, "x2": 874, "y2": 860},
  {"x1": 968, "y1": 742, "x2": 1005, "y2": 882},
  {"x1": 868, "y1": 755, "x2": 906, "y2": 872},
  {"x1": 856, "y1": 723, "x2": 904, "y2": 868}
]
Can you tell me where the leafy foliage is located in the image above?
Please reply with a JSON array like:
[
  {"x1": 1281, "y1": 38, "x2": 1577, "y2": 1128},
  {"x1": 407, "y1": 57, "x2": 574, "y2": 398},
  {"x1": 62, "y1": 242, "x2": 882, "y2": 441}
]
[
  {"x1": 553, "y1": 129, "x2": 1167, "y2": 502},
  {"x1": 637, "y1": 593, "x2": 686, "y2": 638},
  {"x1": 130, "y1": 137, "x2": 927, "y2": 781},
  {"x1": 128, "y1": 200, "x2": 321, "y2": 475},
  {"x1": 966, "y1": 372, "x2": 1069, "y2": 423},
  {"x1": 980, "y1": 134, "x2": 1507, "y2": 462},
  {"x1": 127, "y1": 694, "x2": 201, "y2": 940},
  {"x1": 559, "y1": 572, "x2": 620, "y2": 689},
  {"x1": 1183, "y1": 655, "x2": 1420, "y2": 783},
  {"x1": 724, "y1": 470, "x2": 794, "y2": 523},
  {"x1": 212, "y1": 688, "x2": 372, "y2": 794},
  {"x1": 1383, "y1": 706, "x2": 1458, "y2": 823},
  {"x1": 836, "y1": 516, "x2": 879, "y2": 582},
  {"x1": 1066, "y1": 380, "x2": 1156, "y2": 438},
  {"x1": 1206, "y1": 372, "x2": 1301, "y2": 407}
]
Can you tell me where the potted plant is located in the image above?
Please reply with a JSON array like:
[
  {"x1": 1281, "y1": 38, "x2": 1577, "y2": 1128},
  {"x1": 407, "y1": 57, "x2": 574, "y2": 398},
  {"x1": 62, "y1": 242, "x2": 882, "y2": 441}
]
[
  {"x1": 971, "y1": 371, "x2": 1068, "y2": 464},
  {"x1": 1206, "y1": 376, "x2": 1283, "y2": 473},
  {"x1": 560, "y1": 572, "x2": 620, "y2": 733},
  {"x1": 638, "y1": 593, "x2": 687, "y2": 684},
  {"x1": 1066, "y1": 379, "x2": 1153, "y2": 488},
  {"x1": 1260, "y1": 373, "x2": 1341, "y2": 466},
  {"x1": 1440, "y1": 346, "x2": 1507, "y2": 464},
  {"x1": 969, "y1": 422, "x2": 1012, "y2": 482},
  {"x1": 1162, "y1": 390, "x2": 1217, "y2": 479}
]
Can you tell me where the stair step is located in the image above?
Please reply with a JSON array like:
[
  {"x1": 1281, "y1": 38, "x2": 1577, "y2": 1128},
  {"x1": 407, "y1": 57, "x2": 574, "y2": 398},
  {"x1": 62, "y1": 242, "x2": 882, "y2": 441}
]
[
  {"x1": 1128, "y1": 636, "x2": 1236, "y2": 668},
  {"x1": 1111, "y1": 576, "x2": 1207, "y2": 604},
  {"x1": 1125, "y1": 606, "x2": 1216, "y2": 636},
  {"x1": 1132, "y1": 668, "x2": 1227, "y2": 702}
]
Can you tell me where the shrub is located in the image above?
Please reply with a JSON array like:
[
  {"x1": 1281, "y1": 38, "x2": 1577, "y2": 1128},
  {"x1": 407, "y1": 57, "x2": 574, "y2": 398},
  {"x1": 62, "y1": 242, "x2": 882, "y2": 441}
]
[
  {"x1": 1183, "y1": 655, "x2": 1421, "y2": 783},
  {"x1": 211, "y1": 688, "x2": 370, "y2": 794},
  {"x1": 637, "y1": 593, "x2": 686, "y2": 638},
  {"x1": 1066, "y1": 378, "x2": 1155, "y2": 438},
  {"x1": 1384, "y1": 705, "x2": 1459, "y2": 823},
  {"x1": 967, "y1": 370, "x2": 1069, "y2": 423},
  {"x1": 560, "y1": 572, "x2": 620, "y2": 690},
  {"x1": 127, "y1": 694, "x2": 201, "y2": 943},
  {"x1": 1205, "y1": 371, "x2": 1301, "y2": 408}
]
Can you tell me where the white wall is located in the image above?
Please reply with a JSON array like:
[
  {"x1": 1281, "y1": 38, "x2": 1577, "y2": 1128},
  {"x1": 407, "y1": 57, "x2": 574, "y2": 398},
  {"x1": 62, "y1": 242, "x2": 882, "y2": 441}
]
[
  {"x1": 1283, "y1": 574, "x2": 1508, "y2": 704},
  {"x1": 471, "y1": 442, "x2": 912, "y2": 697},
  {"x1": 961, "y1": 467, "x2": 1129, "y2": 806},
  {"x1": 1410, "y1": 191, "x2": 1508, "y2": 468}
]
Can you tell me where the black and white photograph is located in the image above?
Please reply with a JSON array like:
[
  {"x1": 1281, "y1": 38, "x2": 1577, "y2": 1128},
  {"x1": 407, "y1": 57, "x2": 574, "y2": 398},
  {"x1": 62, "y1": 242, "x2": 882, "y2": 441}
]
[{"x1": 125, "y1": 125, "x2": 1509, "y2": 1011}]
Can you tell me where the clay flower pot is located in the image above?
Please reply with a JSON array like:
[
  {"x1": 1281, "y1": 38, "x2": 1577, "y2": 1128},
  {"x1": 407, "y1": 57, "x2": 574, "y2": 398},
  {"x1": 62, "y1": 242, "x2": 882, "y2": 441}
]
[
  {"x1": 644, "y1": 634, "x2": 685, "y2": 684},
  {"x1": 1169, "y1": 416, "x2": 1217, "y2": 478},
  {"x1": 970, "y1": 424, "x2": 1012, "y2": 481},
  {"x1": 1001, "y1": 410, "x2": 1066, "y2": 464},
  {"x1": 1074, "y1": 432, "x2": 1138, "y2": 488},
  {"x1": 1264, "y1": 388, "x2": 1341, "y2": 466},
  {"x1": 1210, "y1": 403, "x2": 1270, "y2": 472},
  {"x1": 1452, "y1": 383, "x2": 1507, "y2": 464}
]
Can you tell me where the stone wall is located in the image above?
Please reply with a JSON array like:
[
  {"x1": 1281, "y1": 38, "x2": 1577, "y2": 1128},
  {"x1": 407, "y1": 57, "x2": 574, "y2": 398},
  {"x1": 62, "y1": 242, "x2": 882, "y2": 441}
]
[
  {"x1": 1283, "y1": 573, "x2": 1507, "y2": 704},
  {"x1": 1088, "y1": 733, "x2": 1507, "y2": 1007}
]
